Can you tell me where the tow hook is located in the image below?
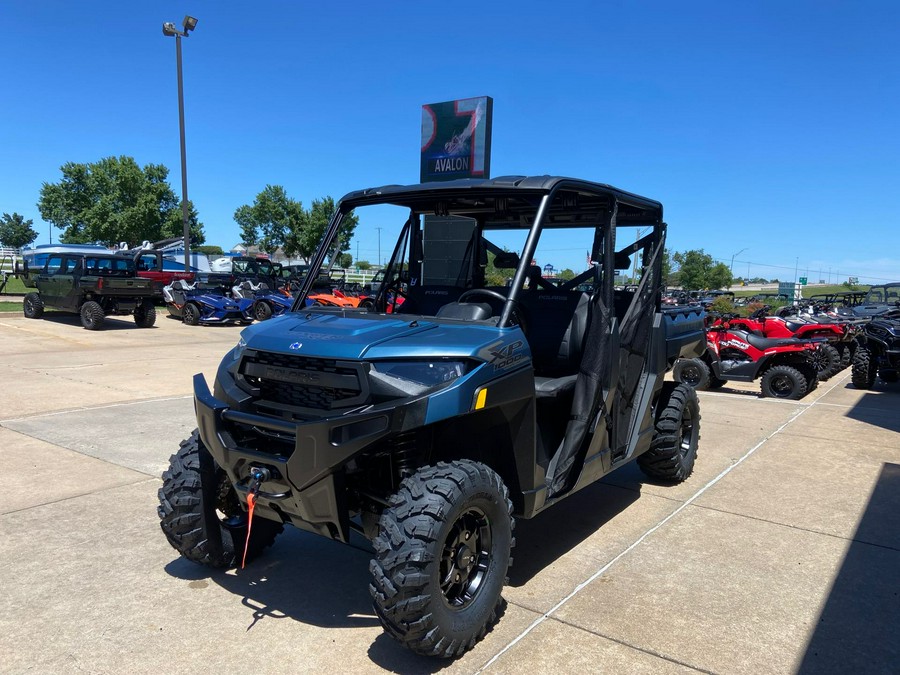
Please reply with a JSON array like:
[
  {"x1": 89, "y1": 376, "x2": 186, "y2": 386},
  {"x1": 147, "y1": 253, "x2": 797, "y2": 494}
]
[{"x1": 241, "y1": 466, "x2": 271, "y2": 570}]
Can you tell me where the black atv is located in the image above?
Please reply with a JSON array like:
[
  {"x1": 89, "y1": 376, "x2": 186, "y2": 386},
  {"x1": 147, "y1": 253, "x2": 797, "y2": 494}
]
[
  {"x1": 157, "y1": 176, "x2": 707, "y2": 658},
  {"x1": 851, "y1": 310, "x2": 900, "y2": 388}
]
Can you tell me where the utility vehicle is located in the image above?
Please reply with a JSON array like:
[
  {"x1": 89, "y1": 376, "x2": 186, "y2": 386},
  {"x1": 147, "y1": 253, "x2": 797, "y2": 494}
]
[
  {"x1": 19, "y1": 252, "x2": 156, "y2": 330},
  {"x1": 158, "y1": 176, "x2": 706, "y2": 658},
  {"x1": 162, "y1": 279, "x2": 253, "y2": 325},
  {"x1": 851, "y1": 310, "x2": 900, "y2": 387}
]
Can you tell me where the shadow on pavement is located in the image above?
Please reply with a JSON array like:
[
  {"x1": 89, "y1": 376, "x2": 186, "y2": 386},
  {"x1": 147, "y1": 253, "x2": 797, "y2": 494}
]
[
  {"x1": 33, "y1": 311, "x2": 155, "y2": 330},
  {"x1": 509, "y1": 480, "x2": 641, "y2": 586},
  {"x1": 798, "y1": 462, "x2": 900, "y2": 673},
  {"x1": 164, "y1": 528, "x2": 454, "y2": 672},
  {"x1": 843, "y1": 389, "x2": 900, "y2": 432}
]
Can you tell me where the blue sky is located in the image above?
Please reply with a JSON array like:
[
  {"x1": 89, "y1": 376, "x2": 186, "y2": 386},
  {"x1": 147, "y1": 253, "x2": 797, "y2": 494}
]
[{"x1": 1, "y1": 1, "x2": 897, "y2": 283}]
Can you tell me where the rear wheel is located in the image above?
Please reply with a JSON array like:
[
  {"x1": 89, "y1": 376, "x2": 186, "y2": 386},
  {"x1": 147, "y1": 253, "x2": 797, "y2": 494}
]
[
  {"x1": 157, "y1": 430, "x2": 283, "y2": 568},
  {"x1": 673, "y1": 358, "x2": 710, "y2": 390},
  {"x1": 810, "y1": 343, "x2": 841, "y2": 380},
  {"x1": 638, "y1": 382, "x2": 700, "y2": 482},
  {"x1": 836, "y1": 343, "x2": 852, "y2": 370},
  {"x1": 760, "y1": 364, "x2": 808, "y2": 399},
  {"x1": 370, "y1": 460, "x2": 513, "y2": 658},
  {"x1": 182, "y1": 302, "x2": 201, "y2": 326},
  {"x1": 707, "y1": 374, "x2": 727, "y2": 389},
  {"x1": 133, "y1": 300, "x2": 157, "y2": 328},
  {"x1": 851, "y1": 347, "x2": 876, "y2": 389},
  {"x1": 23, "y1": 292, "x2": 44, "y2": 319},
  {"x1": 80, "y1": 300, "x2": 105, "y2": 330}
]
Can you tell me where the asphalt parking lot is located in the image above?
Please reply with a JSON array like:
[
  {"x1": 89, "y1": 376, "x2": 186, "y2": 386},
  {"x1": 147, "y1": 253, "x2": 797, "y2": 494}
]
[{"x1": 1, "y1": 309, "x2": 897, "y2": 674}]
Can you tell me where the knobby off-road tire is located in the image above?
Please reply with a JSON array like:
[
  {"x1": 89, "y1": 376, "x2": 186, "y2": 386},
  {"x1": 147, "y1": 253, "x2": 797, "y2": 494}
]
[
  {"x1": 133, "y1": 300, "x2": 157, "y2": 328},
  {"x1": 157, "y1": 430, "x2": 283, "y2": 568},
  {"x1": 370, "y1": 460, "x2": 514, "y2": 659},
  {"x1": 254, "y1": 301, "x2": 273, "y2": 321},
  {"x1": 182, "y1": 302, "x2": 201, "y2": 326},
  {"x1": 707, "y1": 374, "x2": 728, "y2": 389},
  {"x1": 811, "y1": 343, "x2": 841, "y2": 381},
  {"x1": 836, "y1": 343, "x2": 852, "y2": 370},
  {"x1": 638, "y1": 382, "x2": 700, "y2": 482},
  {"x1": 673, "y1": 358, "x2": 711, "y2": 390},
  {"x1": 23, "y1": 292, "x2": 44, "y2": 319},
  {"x1": 760, "y1": 364, "x2": 808, "y2": 399},
  {"x1": 80, "y1": 300, "x2": 105, "y2": 330},
  {"x1": 851, "y1": 347, "x2": 876, "y2": 389}
]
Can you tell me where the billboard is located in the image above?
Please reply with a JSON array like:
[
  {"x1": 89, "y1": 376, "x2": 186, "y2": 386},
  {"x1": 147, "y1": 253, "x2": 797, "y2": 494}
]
[{"x1": 420, "y1": 96, "x2": 493, "y2": 183}]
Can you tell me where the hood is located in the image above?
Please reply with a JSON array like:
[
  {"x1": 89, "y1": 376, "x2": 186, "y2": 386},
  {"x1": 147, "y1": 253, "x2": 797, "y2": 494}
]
[{"x1": 240, "y1": 311, "x2": 509, "y2": 361}]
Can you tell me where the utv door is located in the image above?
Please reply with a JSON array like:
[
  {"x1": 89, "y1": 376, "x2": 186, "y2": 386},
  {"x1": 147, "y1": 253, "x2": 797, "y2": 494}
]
[{"x1": 38, "y1": 255, "x2": 68, "y2": 308}]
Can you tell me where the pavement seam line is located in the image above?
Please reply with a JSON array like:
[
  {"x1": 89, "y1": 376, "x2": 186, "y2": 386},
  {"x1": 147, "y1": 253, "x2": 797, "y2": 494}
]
[
  {"x1": 689, "y1": 502, "x2": 900, "y2": 553},
  {"x1": 0, "y1": 394, "x2": 193, "y2": 424},
  {"x1": 475, "y1": 371, "x2": 848, "y2": 673},
  {"x1": 547, "y1": 616, "x2": 716, "y2": 674},
  {"x1": 0, "y1": 477, "x2": 158, "y2": 516}
]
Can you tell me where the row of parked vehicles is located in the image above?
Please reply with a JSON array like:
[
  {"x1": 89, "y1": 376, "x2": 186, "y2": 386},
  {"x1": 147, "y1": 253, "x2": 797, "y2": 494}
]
[{"x1": 672, "y1": 285, "x2": 900, "y2": 398}]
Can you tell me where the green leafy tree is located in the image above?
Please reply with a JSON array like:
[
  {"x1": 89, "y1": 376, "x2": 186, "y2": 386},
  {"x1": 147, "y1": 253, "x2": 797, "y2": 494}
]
[
  {"x1": 195, "y1": 245, "x2": 224, "y2": 256},
  {"x1": 484, "y1": 250, "x2": 515, "y2": 287},
  {"x1": 233, "y1": 185, "x2": 303, "y2": 254},
  {"x1": 37, "y1": 156, "x2": 204, "y2": 246},
  {"x1": 339, "y1": 253, "x2": 353, "y2": 268},
  {"x1": 0, "y1": 212, "x2": 39, "y2": 249},
  {"x1": 162, "y1": 200, "x2": 205, "y2": 245},
  {"x1": 289, "y1": 197, "x2": 358, "y2": 263},
  {"x1": 357, "y1": 260, "x2": 371, "y2": 270},
  {"x1": 672, "y1": 249, "x2": 732, "y2": 290},
  {"x1": 558, "y1": 268, "x2": 576, "y2": 281}
]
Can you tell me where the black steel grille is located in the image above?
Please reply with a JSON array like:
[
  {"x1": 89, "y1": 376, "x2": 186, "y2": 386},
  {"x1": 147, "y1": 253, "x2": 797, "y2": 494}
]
[{"x1": 241, "y1": 351, "x2": 365, "y2": 411}]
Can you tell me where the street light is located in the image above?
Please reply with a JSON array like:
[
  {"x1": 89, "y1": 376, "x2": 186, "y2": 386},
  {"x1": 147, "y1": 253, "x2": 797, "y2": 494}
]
[
  {"x1": 162, "y1": 15, "x2": 198, "y2": 273},
  {"x1": 730, "y1": 247, "x2": 748, "y2": 275}
]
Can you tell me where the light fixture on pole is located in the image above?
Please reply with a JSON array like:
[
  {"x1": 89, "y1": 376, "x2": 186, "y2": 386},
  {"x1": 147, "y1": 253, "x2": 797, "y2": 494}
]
[
  {"x1": 730, "y1": 247, "x2": 748, "y2": 275},
  {"x1": 162, "y1": 15, "x2": 198, "y2": 273}
]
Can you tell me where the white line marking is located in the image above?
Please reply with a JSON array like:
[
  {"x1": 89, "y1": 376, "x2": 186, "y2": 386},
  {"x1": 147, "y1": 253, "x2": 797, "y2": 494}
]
[{"x1": 476, "y1": 372, "x2": 849, "y2": 672}]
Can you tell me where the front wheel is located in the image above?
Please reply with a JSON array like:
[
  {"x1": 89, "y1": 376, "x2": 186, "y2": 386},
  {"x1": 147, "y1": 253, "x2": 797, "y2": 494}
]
[
  {"x1": 761, "y1": 364, "x2": 809, "y2": 399},
  {"x1": 80, "y1": 300, "x2": 105, "y2": 330},
  {"x1": 182, "y1": 302, "x2": 201, "y2": 326},
  {"x1": 254, "y1": 301, "x2": 273, "y2": 321},
  {"x1": 851, "y1": 347, "x2": 876, "y2": 389},
  {"x1": 157, "y1": 430, "x2": 283, "y2": 568},
  {"x1": 23, "y1": 292, "x2": 44, "y2": 319},
  {"x1": 639, "y1": 382, "x2": 700, "y2": 482},
  {"x1": 370, "y1": 461, "x2": 514, "y2": 658},
  {"x1": 810, "y1": 343, "x2": 841, "y2": 381}
]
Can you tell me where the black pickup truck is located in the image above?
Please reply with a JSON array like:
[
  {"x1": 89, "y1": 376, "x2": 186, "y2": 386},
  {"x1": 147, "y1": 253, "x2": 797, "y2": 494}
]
[{"x1": 21, "y1": 252, "x2": 156, "y2": 330}]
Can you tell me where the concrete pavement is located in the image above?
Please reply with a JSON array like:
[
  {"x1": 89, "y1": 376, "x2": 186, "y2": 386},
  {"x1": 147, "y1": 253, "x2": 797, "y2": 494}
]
[{"x1": 0, "y1": 311, "x2": 897, "y2": 673}]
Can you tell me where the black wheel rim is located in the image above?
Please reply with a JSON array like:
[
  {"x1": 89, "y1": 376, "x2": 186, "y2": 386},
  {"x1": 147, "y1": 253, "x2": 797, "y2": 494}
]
[
  {"x1": 255, "y1": 303, "x2": 269, "y2": 320},
  {"x1": 25, "y1": 297, "x2": 34, "y2": 313},
  {"x1": 679, "y1": 404, "x2": 695, "y2": 456},
  {"x1": 770, "y1": 374, "x2": 794, "y2": 396},
  {"x1": 680, "y1": 365, "x2": 701, "y2": 386},
  {"x1": 184, "y1": 306, "x2": 197, "y2": 322},
  {"x1": 440, "y1": 507, "x2": 492, "y2": 609}
]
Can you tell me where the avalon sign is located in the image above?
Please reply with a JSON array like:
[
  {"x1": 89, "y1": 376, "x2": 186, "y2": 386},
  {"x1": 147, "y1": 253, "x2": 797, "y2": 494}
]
[{"x1": 420, "y1": 97, "x2": 493, "y2": 183}]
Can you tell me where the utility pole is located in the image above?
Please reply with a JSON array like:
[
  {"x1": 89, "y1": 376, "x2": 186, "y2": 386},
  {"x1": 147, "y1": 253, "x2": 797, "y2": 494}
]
[
  {"x1": 376, "y1": 227, "x2": 383, "y2": 268},
  {"x1": 794, "y1": 257, "x2": 799, "y2": 284}
]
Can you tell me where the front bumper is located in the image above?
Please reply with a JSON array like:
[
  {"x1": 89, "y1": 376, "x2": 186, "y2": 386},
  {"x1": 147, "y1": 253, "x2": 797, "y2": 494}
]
[{"x1": 193, "y1": 373, "x2": 426, "y2": 542}]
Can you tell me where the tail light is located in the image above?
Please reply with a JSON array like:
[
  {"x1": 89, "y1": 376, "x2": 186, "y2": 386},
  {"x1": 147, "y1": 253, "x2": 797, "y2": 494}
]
[{"x1": 97, "y1": 277, "x2": 104, "y2": 290}]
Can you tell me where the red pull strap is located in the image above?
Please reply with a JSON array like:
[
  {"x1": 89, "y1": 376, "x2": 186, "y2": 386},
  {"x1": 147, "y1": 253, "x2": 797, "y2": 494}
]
[{"x1": 241, "y1": 492, "x2": 257, "y2": 570}]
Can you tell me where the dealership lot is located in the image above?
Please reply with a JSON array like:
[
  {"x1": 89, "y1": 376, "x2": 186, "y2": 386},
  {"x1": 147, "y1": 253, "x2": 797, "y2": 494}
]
[{"x1": 0, "y1": 311, "x2": 897, "y2": 674}]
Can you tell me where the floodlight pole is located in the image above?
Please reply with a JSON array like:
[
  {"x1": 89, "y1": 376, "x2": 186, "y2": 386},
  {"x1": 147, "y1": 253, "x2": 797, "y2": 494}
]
[
  {"x1": 730, "y1": 247, "x2": 748, "y2": 275},
  {"x1": 163, "y1": 17, "x2": 198, "y2": 273}
]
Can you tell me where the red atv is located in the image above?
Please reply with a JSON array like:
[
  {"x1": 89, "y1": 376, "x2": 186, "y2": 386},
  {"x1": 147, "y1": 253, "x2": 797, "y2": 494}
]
[
  {"x1": 714, "y1": 307, "x2": 853, "y2": 381},
  {"x1": 674, "y1": 315, "x2": 820, "y2": 399}
]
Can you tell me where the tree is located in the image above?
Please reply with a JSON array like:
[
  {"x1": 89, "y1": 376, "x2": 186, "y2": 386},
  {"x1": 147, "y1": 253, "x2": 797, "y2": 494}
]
[
  {"x1": 484, "y1": 250, "x2": 515, "y2": 287},
  {"x1": 195, "y1": 245, "x2": 224, "y2": 256},
  {"x1": 558, "y1": 268, "x2": 576, "y2": 281},
  {"x1": 357, "y1": 260, "x2": 372, "y2": 270},
  {"x1": 37, "y1": 156, "x2": 204, "y2": 246},
  {"x1": 672, "y1": 249, "x2": 733, "y2": 290},
  {"x1": 288, "y1": 196, "x2": 358, "y2": 263},
  {"x1": 0, "y1": 212, "x2": 39, "y2": 249},
  {"x1": 339, "y1": 253, "x2": 353, "y2": 268},
  {"x1": 233, "y1": 185, "x2": 303, "y2": 254}
]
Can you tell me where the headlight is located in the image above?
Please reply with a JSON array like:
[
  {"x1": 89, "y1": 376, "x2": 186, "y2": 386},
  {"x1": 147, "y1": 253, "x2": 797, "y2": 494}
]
[
  {"x1": 231, "y1": 337, "x2": 247, "y2": 361},
  {"x1": 369, "y1": 360, "x2": 468, "y2": 397}
]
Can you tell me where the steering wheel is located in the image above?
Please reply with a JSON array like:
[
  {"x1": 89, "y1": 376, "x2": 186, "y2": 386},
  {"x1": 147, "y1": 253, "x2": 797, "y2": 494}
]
[{"x1": 457, "y1": 289, "x2": 527, "y2": 331}]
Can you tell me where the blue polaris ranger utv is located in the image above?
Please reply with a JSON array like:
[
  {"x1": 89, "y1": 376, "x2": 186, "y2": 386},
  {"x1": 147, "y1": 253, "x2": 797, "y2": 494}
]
[{"x1": 158, "y1": 176, "x2": 706, "y2": 658}]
